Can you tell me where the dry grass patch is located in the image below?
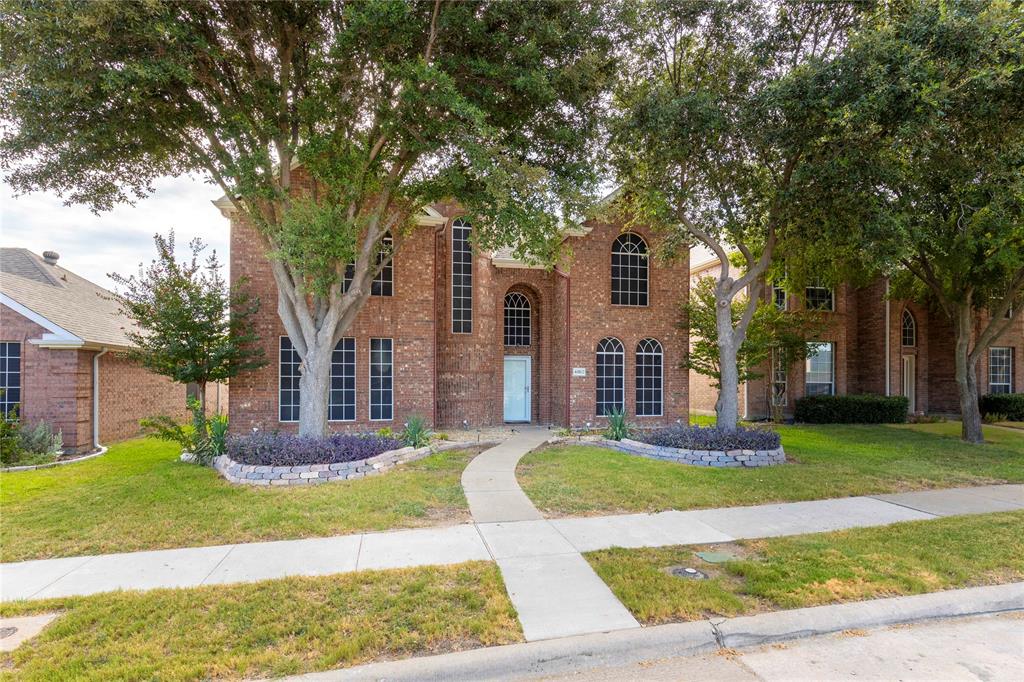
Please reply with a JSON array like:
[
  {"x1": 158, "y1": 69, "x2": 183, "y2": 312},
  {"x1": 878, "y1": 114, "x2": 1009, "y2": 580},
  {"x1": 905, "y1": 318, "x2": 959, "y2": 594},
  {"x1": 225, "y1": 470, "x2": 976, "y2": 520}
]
[{"x1": 0, "y1": 562, "x2": 520, "y2": 681}]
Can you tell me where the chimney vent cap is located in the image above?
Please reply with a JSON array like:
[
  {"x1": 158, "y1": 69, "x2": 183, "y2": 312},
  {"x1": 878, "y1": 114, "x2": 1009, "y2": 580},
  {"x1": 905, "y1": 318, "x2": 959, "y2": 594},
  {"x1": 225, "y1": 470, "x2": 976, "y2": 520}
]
[{"x1": 42, "y1": 251, "x2": 60, "y2": 265}]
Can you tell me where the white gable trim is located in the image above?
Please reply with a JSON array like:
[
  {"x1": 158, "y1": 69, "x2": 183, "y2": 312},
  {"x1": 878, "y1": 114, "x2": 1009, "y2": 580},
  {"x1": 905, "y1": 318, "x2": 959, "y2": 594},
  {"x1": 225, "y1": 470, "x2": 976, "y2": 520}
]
[{"x1": 0, "y1": 293, "x2": 85, "y2": 348}]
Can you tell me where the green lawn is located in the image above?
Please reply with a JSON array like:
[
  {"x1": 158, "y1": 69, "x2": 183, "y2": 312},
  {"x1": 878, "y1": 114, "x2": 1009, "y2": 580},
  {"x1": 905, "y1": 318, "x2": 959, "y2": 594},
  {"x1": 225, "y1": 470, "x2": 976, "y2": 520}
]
[
  {"x1": 0, "y1": 561, "x2": 521, "y2": 681},
  {"x1": 1, "y1": 438, "x2": 478, "y2": 563},
  {"x1": 586, "y1": 511, "x2": 1024, "y2": 624},
  {"x1": 518, "y1": 422, "x2": 1024, "y2": 516}
]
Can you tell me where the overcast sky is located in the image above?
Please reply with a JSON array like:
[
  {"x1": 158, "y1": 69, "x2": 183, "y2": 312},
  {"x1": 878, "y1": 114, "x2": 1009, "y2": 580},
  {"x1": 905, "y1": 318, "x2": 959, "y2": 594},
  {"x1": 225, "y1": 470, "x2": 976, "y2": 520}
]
[{"x1": 1, "y1": 174, "x2": 230, "y2": 290}]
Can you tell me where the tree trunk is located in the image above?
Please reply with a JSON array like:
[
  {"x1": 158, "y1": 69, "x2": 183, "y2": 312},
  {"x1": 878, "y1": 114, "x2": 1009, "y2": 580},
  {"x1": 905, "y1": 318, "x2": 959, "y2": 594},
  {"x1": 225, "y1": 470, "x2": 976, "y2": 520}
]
[
  {"x1": 716, "y1": 294, "x2": 741, "y2": 432},
  {"x1": 197, "y1": 381, "x2": 207, "y2": 418},
  {"x1": 953, "y1": 305, "x2": 984, "y2": 443},
  {"x1": 298, "y1": 337, "x2": 333, "y2": 437}
]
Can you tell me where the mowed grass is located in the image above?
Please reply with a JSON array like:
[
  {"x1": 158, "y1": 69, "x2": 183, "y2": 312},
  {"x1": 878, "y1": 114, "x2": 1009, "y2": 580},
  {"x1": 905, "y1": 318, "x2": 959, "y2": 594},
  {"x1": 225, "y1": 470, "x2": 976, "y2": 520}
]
[
  {"x1": 0, "y1": 561, "x2": 521, "y2": 681},
  {"x1": 586, "y1": 511, "x2": 1024, "y2": 624},
  {"x1": 518, "y1": 422, "x2": 1024, "y2": 516},
  {"x1": 1, "y1": 438, "x2": 477, "y2": 563}
]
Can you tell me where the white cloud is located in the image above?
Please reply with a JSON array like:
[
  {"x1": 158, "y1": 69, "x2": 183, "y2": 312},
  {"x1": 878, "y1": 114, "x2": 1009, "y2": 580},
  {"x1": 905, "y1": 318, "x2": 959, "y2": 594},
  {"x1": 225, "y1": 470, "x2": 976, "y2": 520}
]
[{"x1": 0, "y1": 174, "x2": 230, "y2": 289}]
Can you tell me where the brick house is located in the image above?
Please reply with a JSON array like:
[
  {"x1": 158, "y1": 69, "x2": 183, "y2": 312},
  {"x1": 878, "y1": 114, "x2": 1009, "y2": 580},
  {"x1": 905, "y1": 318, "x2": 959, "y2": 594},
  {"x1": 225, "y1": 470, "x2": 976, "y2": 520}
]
[
  {"x1": 220, "y1": 184, "x2": 690, "y2": 432},
  {"x1": 689, "y1": 250, "x2": 1023, "y2": 418},
  {"x1": 0, "y1": 248, "x2": 225, "y2": 453}
]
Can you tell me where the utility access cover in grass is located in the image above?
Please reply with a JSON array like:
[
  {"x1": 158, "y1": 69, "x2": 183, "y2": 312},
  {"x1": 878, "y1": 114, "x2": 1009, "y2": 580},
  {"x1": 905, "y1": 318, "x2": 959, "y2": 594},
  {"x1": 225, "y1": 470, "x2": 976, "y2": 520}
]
[{"x1": 696, "y1": 551, "x2": 737, "y2": 564}]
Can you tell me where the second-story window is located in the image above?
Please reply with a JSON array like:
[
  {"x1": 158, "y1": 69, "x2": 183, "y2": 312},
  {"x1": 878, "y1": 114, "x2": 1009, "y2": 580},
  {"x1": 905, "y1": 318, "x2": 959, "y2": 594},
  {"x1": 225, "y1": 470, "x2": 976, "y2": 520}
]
[
  {"x1": 805, "y1": 284, "x2": 834, "y2": 311},
  {"x1": 343, "y1": 232, "x2": 393, "y2": 296},
  {"x1": 452, "y1": 219, "x2": 472, "y2": 333},
  {"x1": 611, "y1": 233, "x2": 648, "y2": 306}
]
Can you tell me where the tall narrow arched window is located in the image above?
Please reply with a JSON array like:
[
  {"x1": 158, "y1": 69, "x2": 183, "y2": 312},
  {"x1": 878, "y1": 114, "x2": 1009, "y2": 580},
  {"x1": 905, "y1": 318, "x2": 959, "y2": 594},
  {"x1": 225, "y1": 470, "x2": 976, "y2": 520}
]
[
  {"x1": 611, "y1": 233, "x2": 649, "y2": 306},
  {"x1": 452, "y1": 219, "x2": 473, "y2": 333},
  {"x1": 596, "y1": 337, "x2": 625, "y2": 415},
  {"x1": 901, "y1": 309, "x2": 916, "y2": 347},
  {"x1": 635, "y1": 339, "x2": 663, "y2": 416},
  {"x1": 504, "y1": 292, "x2": 531, "y2": 346}
]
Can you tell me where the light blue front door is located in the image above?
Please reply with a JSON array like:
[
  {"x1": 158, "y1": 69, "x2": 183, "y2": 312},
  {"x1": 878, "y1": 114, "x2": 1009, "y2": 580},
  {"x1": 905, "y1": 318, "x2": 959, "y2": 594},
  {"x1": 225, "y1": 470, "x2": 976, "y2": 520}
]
[{"x1": 503, "y1": 356, "x2": 531, "y2": 422}]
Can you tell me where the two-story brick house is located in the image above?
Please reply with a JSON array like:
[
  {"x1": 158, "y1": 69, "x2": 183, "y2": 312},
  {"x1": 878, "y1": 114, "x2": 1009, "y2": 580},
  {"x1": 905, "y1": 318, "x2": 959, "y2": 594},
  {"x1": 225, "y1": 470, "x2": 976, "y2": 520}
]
[
  {"x1": 221, "y1": 184, "x2": 690, "y2": 432},
  {"x1": 689, "y1": 249, "x2": 1023, "y2": 418}
]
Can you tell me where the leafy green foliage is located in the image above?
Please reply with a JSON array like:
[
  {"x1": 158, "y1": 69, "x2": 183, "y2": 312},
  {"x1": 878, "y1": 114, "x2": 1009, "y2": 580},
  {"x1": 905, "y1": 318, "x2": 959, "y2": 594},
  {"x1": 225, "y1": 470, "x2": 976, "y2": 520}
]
[
  {"x1": 979, "y1": 394, "x2": 1024, "y2": 422},
  {"x1": 685, "y1": 276, "x2": 827, "y2": 388},
  {"x1": 18, "y1": 420, "x2": 63, "y2": 457},
  {"x1": 108, "y1": 232, "x2": 265, "y2": 415},
  {"x1": 401, "y1": 415, "x2": 433, "y2": 449},
  {"x1": 794, "y1": 395, "x2": 909, "y2": 425},
  {"x1": 140, "y1": 397, "x2": 226, "y2": 465},
  {"x1": 603, "y1": 407, "x2": 631, "y2": 441},
  {"x1": 0, "y1": 406, "x2": 22, "y2": 466}
]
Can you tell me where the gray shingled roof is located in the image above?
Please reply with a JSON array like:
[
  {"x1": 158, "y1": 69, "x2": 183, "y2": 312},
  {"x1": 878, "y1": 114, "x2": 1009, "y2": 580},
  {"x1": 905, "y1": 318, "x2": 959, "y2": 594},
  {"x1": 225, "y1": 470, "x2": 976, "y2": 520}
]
[{"x1": 0, "y1": 248, "x2": 135, "y2": 349}]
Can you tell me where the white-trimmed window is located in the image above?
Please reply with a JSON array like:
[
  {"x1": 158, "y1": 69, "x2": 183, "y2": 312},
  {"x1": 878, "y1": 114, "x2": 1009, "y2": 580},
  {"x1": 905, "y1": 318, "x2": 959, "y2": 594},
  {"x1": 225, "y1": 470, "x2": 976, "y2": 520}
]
[
  {"x1": 611, "y1": 233, "x2": 649, "y2": 306},
  {"x1": 370, "y1": 338, "x2": 393, "y2": 420},
  {"x1": 503, "y1": 292, "x2": 531, "y2": 346},
  {"x1": 343, "y1": 232, "x2": 393, "y2": 297},
  {"x1": 901, "y1": 309, "x2": 916, "y2": 347},
  {"x1": 596, "y1": 337, "x2": 625, "y2": 415},
  {"x1": 452, "y1": 219, "x2": 473, "y2": 333},
  {"x1": 279, "y1": 337, "x2": 301, "y2": 422},
  {"x1": 805, "y1": 285, "x2": 834, "y2": 311},
  {"x1": 772, "y1": 284, "x2": 788, "y2": 311},
  {"x1": 329, "y1": 338, "x2": 356, "y2": 422},
  {"x1": 989, "y1": 347, "x2": 1013, "y2": 394},
  {"x1": 771, "y1": 348, "x2": 788, "y2": 407},
  {"x1": 805, "y1": 342, "x2": 835, "y2": 396},
  {"x1": 0, "y1": 342, "x2": 21, "y2": 418},
  {"x1": 635, "y1": 338, "x2": 663, "y2": 416}
]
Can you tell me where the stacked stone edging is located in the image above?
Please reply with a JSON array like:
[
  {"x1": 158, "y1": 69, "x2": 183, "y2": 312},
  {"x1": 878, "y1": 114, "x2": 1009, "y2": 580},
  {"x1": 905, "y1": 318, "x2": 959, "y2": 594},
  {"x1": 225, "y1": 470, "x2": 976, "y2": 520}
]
[
  {"x1": 213, "y1": 440, "x2": 500, "y2": 486},
  {"x1": 564, "y1": 437, "x2": 783, "y2": 468}
]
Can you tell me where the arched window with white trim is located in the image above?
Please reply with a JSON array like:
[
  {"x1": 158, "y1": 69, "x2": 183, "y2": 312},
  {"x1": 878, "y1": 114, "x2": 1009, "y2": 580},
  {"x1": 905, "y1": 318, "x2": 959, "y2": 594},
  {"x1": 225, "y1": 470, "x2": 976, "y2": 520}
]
[
  {"x1": 635, "y1": 338, "x2": 663, "y2": 416},
  {"x1": 503, "y1": 292, "x2": 531, "y2": 346},
  {"x1": 596, "y1": 337, "x2": 625, "y2": 415},
  {"x1": 611, "y1": 233, "x2": 648, "y2": 306},
  {"x1": 901, "y1": 309, "x2": 916, "y2": 347}
]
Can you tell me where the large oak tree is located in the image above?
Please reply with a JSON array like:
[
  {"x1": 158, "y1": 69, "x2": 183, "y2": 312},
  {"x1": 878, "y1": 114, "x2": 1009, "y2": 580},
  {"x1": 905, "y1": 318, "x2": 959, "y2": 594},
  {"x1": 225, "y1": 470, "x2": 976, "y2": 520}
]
[{"x1": 1, "y1": 0, "x2": 612, "y2": 435}]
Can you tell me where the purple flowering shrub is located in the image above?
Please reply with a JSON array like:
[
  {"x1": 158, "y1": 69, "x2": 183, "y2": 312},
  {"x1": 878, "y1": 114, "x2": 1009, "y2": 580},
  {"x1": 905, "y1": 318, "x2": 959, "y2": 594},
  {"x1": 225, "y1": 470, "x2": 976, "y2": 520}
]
[
  {"x1": 226, "y1": 432, "x2": 403, "y2": 466},
  {"x1": 636, "y1": 424, "x2": 781, "y2": 451}
]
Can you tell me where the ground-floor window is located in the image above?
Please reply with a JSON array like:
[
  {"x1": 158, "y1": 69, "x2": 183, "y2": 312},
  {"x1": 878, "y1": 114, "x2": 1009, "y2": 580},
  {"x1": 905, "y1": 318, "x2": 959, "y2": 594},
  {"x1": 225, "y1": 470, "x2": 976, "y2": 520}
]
[
  {"x1": 635, "y1": 338, "x2": 663, "y2": 416},
  {"x1": 805, "y1": 342, "x2": 835, "y2": 396},
  {"x1": 329, "y1": 338, "x2": 356, "y2": 421},
  {"x1": 989, "y1": 347, "x2": 1013, "y2": 394},
  {"x1": 279, "y1": 337, "x2": 301, "y2": 422},
  {"x1": 0, "y1": 341, "x2": 21, "y2": 418},
  {"x1": 370, "y1": 338, "x2": 393, "y2": 421},
  {"x1": 596, "y1": 337, "x2": 625, "y2": 416}
]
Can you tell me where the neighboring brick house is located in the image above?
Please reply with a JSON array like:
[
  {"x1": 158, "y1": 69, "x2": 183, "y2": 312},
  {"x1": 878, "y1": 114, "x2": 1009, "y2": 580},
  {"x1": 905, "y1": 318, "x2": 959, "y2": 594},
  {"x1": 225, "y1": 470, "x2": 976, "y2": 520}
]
[
  {"x1": 688, "y1": 249, "x2": 1023, "y2": 418},
  {"x1": 0, "y1": 248, "x2": 225, "y2": 453},
  {"x1": 220, "y1": 181, "x2": 690, "y2": 432}
]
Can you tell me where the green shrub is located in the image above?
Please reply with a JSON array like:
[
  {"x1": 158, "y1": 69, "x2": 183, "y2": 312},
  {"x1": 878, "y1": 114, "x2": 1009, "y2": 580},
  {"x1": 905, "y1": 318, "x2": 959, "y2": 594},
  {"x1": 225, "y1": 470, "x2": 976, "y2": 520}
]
[
  {"x1": 979, "y1": 393, "x2": 1024, "y2": 422},
  {"x1": 1, "y1": 408, "x2": 23, "y2": 466},
  {"x1": 208, "y1": 414, "x2": 229, "y2": 455},
  {"x1": 794, "y1": 394, "x2": 909, "y2": 424},
  {"x1": 401, "y1": 415, "x2": 432, "y2": 448},
  {"x1": 603, "y1": 407, "x2": 631, "y2": 441},
  {"x1": 140, "y1": 398, "x2": 226, "y2": 465},
  {"x1": 18, "y1": 420, "x2": 63, "y2": 456},
  {"x1": 376, "y1": 426, "x2": 395, "y2": 439}
]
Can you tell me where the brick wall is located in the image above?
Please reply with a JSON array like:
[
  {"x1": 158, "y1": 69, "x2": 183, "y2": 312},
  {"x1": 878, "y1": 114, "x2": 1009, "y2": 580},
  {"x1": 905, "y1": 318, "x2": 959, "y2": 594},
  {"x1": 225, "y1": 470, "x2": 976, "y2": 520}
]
[
  {"x1": 97, "y1": 351, "x2": 192, "y2": 444},
  {"x1": 563, "y1": 221, "x2": 690, "y2": 427}
]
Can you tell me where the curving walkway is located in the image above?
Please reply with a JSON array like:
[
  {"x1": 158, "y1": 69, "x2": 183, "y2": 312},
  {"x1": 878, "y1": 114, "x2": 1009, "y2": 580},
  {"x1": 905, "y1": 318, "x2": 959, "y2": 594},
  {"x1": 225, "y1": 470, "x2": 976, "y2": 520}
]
[{"x1": 463, "y1": 427, "x2": 640, "y2": 640}]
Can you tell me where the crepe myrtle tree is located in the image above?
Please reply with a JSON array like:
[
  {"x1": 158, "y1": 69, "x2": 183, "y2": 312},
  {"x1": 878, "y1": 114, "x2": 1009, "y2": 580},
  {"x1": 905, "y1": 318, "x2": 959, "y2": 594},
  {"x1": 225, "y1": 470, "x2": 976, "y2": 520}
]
[
  {"x1": 608, "y1": 0, "x2": 863, "y2": 431},
  {"x1": 805, "y1": 0, "x2": 1024, "y2": 443},
  {"x1": 0, "y1": 1, "x2": 613, "y2": 436},
  {"x1": 107, "y1": 231, "x2": 265, "y2": 417}
]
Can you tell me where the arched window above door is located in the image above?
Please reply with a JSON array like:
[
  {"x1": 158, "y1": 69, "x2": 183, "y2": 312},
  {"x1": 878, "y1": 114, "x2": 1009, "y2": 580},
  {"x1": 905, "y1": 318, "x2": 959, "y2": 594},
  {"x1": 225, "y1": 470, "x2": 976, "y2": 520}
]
[
  {"x1": 902, "y1": 309, "x2": 916, "y2": 347},
  {"x1": 504, "y1": 292, "x2": 531, "y2": 346}
]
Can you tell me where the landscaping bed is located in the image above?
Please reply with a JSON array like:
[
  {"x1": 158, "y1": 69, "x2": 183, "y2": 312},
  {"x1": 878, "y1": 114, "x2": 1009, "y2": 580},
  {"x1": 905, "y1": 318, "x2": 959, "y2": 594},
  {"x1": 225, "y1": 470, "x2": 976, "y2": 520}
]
[
  {"x1": 0, "y1": 561, "x2": 521, "y2": 681},
  {"x1": 596, "y1": 424, "x2": 784, "y2": 468},
  {"x1": 585, "y1": 511, "x2": 1024, "y2": 625},
  {"x1": 518, "y1": 422, "x2": 1024, "y2": 517}
]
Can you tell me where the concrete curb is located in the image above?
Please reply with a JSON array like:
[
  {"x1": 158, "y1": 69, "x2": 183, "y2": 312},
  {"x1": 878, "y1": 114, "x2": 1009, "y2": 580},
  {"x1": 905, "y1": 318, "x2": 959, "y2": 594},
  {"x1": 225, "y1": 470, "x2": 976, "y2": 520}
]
[
  {"x1": 1, "y1": 446, "x2": 108, "y2": 473},
  {"x1": 279, "y1": 582, "x2": 1024, "y2": 682}
]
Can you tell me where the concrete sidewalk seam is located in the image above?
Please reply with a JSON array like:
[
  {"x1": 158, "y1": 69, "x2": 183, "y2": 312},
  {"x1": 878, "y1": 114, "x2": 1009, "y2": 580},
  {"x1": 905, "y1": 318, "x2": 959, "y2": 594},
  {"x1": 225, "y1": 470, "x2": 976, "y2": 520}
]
[
  {"x1": 27, "y1": 555, "x2": 95, "y2": 601},
  {"x1": 865, "y1": 495, "x2": 937, "y2": 516},
  {"x1": 200, "y1": 544, "x2": 236, "y2": 586}
]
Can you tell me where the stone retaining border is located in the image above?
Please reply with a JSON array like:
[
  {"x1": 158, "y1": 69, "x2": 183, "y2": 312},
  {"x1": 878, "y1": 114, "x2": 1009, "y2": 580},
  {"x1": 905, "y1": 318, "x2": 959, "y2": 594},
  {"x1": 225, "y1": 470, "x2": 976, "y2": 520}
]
[
  {"x1": 213, "y1": 440, "x2": 500, "y2": 486},
  {"x1": 1, "y1": 446, "x2": 108, "y2": 473},
  {"x1": 548, "y1": 436, "x2": 784, "y2": 468}
]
